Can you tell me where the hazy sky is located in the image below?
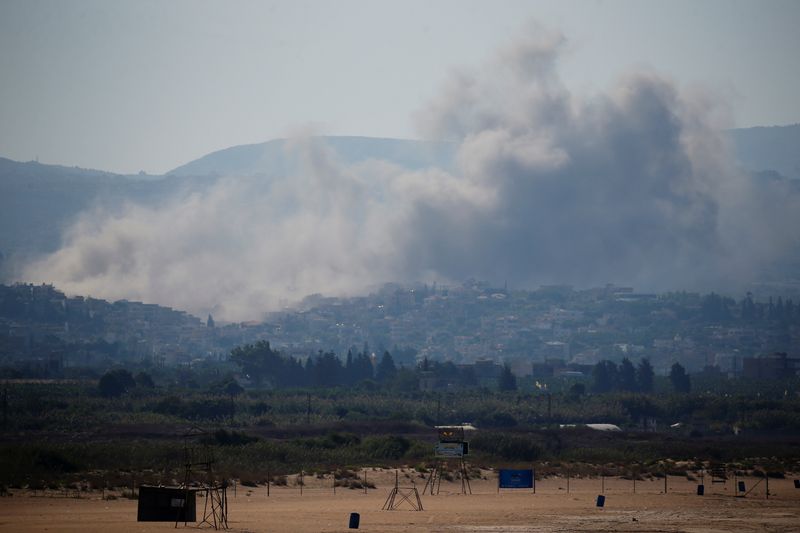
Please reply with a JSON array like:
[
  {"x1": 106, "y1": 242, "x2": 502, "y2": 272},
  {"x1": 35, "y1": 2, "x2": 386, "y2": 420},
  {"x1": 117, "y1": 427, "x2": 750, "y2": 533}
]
[{"x1": 1, "y1": 0, "x2": 798, "y2": 175}]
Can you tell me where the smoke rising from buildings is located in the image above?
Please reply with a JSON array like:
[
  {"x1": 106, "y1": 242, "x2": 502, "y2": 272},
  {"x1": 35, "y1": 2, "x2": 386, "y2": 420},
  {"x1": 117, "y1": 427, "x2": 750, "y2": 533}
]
[{"x1": 22, "y1": 26, "x2": 800, "y2": 321}]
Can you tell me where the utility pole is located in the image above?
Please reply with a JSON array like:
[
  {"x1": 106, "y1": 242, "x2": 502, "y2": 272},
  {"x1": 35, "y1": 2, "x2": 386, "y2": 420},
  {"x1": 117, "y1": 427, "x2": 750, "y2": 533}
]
[{"x1": 306, "y1": 393, "x2": 311, "y2": 425}]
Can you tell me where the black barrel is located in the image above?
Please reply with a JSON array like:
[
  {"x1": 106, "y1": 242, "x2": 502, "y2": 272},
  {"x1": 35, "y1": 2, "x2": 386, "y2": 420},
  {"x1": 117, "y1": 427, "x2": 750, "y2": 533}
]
[
  {"x1": 349, "y1": 512, "x2": 360, "y2": 529},
  {"x1": 596, "y1": 495, "x2": 605, "y2": 507},
  {"x1": 697, "y1": 484, "x2": 704, "y2": 495}
]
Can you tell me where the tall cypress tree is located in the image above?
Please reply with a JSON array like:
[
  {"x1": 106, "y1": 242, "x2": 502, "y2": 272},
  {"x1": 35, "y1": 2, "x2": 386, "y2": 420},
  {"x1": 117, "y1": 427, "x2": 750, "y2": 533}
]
[
  {"x1": 498, "y1": 363, "x2": 517, "y2": 391},
  {"x1": 636, "y1": 358, "x2": 654, "y2": 393},
  {"x1": 669, "y1": 362, "x2": 691, "y2": 393},
  {"x1": 592, "y1": 360, "x2": 618, "y2": 393},
  {"x1": 619, "y1": 358, "x2": 637, "y2": 391},
  {"x1": 376, "y1": 351, "x2": 397, "y2": 383}
]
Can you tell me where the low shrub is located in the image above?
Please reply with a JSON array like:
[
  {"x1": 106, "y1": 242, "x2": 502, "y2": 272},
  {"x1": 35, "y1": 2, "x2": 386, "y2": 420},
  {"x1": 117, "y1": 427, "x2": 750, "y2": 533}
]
[
  {"x1": 361, "y1": 436, "x2": 411, "y2": 460},
  {"x1": 206, "y1": 429, "x2": 259, "y2": 446},
  {"x1": 270, "y1": 475, "x2": 288, "y2": 486},
  {"x1": 471, "y1": 432, "x2": 542, "y2": 461}
]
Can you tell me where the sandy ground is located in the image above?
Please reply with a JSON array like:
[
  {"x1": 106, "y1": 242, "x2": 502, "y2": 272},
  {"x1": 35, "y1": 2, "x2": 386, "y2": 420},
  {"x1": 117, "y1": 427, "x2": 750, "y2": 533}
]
[{"x1": 2, "y1": 471, "x2": 800, "y2": 532}]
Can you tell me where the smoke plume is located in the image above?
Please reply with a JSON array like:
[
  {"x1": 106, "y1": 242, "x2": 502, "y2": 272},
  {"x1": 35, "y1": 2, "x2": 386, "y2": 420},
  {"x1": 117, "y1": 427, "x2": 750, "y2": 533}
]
[{"x1": 23, "y1": 25, "x2": 800, "y2": 320}]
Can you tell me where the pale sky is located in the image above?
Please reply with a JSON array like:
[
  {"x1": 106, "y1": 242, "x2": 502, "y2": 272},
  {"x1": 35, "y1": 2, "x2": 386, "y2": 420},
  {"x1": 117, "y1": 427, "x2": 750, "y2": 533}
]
[{"x1": 1, "y1": 0, "x2": 798, "y2": 175}]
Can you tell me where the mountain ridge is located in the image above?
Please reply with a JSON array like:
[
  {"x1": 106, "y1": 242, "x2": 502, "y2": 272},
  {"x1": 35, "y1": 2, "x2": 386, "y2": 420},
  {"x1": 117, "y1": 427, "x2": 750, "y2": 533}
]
[
  {"x1": 165, "y1": 126, "x2": 800, "y2": 180},
  {"x1": 167, "y1": 135, "x2": 458, "y2": 177},
  {"x1": 3, "y1": 125, "x2": 797, "y2": 183}
]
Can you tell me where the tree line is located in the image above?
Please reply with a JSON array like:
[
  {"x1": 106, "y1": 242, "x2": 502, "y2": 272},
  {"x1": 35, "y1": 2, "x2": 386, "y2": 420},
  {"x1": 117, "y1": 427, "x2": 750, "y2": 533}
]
[
  {"x1": 591, "y1": 357, "x2": 690, "y2": 394},
  {"x1": 95, "y1": 344, "x2": 695, "y2": 398},
  {"x1": 225, "y1": 341, "x2": 696, "y2": 397},
  {"x1": 229, "y1": 341, "x2": 405, "y2": 389}
]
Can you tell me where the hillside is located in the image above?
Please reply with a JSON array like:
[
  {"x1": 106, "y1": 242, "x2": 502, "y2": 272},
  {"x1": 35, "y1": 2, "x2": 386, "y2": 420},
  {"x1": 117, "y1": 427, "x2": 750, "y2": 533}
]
[
  {"x1": 168, "y1": 136, "x2": 457, "y2": 177},
  {"x1": 728, "y1": 124, "x2": 800, "y2": 180},
  {"x1": 0, "y1": 158, "x2": 214, "y2": 273},
  {"x1": 1, "y1": 129, "x2": 797, "y2": 282}
]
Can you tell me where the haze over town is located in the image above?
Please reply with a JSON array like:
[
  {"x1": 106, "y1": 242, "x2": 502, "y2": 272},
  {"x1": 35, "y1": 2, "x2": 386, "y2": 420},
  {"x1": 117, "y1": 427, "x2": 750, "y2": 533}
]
[{"x1": 1, "y1": 1, "x2": 799, "y2": 322}]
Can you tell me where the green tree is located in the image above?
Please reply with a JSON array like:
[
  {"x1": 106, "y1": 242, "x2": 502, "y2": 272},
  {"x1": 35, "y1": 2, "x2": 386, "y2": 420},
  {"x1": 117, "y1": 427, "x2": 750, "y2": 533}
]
[
  {"x1": 636, "y1": 358, "x2": 654, "y2": 393},
  {"x1": 390, "y1": 367, "x2": 419, "y2": 392},
  {"x1": 98, "y1": 369, "x2": 135, "y2": 398},
  {"x1": 498, "y1": 363, "x2": 517, "y2": 391},
  {"x1": 701, "y1": 292, "x2": 733, "y2": 321},
  {"x1": 460, "y1": 365, "x2": 479, "y2": 388},
  {"x1": 591, "y1": 360, "x2": 618, "y2": 393},
  {"x1": 376, "y1": 351, "x2": 397, "y2": 383},
  {"x1": 230, "y1": 341, "x2": 280, "y2": 387},
  {"x1": 310, "y1": 351, "x2": 343, "y2": 387},
  {"x1": 669, "y1": 362, "x2": 691, "y2": 393},
  {"x1": 222, "y1": 380, "x2": 244, "y2": 397},
  {"x1": 345, "y1": 349, "x2": 355, "y2": 384},
  {"x1": 568, "y1": 382, "x2": 586, "y2": 398},
  {"x1": 741, "y1": 293, "x2": 757, "y2": 321},
  {"x1": 348, "y1": 351, "x2": 374, "y2": 383},
  {"x1": 618, "y1": 358, "x2": 637, "y2": 392},
  {"x1": 134, "y1": 371, "x2": 155, "y2": 389}
]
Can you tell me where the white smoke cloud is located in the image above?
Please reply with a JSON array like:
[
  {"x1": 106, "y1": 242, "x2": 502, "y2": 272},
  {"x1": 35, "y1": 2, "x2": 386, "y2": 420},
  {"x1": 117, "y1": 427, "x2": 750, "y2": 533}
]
[
  {"x1": 23, "y1": 24, "x2": 800, "y2": 320},
  {"x1": 22, "y1": 135, "x2": 492, "y2": 320}
]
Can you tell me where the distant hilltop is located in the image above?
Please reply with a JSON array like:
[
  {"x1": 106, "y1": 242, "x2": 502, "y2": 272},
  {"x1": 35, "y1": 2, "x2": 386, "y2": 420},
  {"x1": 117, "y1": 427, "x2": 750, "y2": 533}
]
[
  {"x1": 167, "y1": 136, "x2": 458, "y2": 178},
  {"x1": 167, "y1": 127, "x2": 800, "y2": 180},
  {"x1": 727, "y1": 124, "x2": 800, "y2": 180},
  {"x1": 1, "y1": 127, "x2": 798, "y2": 285}
]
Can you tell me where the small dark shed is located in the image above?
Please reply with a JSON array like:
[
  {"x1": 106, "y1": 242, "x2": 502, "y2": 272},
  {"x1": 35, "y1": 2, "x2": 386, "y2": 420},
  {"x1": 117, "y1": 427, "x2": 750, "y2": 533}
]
[{"x1": 137, "y1": 485, "x2": 197, "y2": 522}]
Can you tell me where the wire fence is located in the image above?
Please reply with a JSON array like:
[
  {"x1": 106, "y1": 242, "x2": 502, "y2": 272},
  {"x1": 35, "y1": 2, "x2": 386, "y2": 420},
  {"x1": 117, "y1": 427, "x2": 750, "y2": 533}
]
[{"x1": 4, "y1": 466, "x2": 796, "y2": 502}]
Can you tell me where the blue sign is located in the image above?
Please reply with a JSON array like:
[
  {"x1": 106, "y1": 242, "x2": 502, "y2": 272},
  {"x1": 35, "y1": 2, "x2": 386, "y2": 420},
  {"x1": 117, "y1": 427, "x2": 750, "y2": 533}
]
[{"x1": 498, "y1": 469, "x2": 534, "y2": 489}]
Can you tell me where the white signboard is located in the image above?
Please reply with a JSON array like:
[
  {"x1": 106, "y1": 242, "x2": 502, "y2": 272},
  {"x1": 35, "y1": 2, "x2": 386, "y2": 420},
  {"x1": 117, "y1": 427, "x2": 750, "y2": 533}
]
[{"x1": 435, "y1": 442, "x2": 464, "y2": 457}]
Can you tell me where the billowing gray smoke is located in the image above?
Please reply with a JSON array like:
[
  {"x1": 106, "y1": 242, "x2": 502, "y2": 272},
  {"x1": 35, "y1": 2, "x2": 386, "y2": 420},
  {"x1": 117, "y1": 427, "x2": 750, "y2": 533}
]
[{"x1": 23, "y1": 26, "x2": 800, "y2": 320}]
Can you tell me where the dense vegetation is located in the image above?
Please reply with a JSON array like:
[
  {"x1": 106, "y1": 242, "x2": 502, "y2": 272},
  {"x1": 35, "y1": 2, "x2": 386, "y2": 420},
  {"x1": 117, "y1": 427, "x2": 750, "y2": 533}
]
[{"x1": 2, "y1": 365, "x2": 800, "y2": 490}]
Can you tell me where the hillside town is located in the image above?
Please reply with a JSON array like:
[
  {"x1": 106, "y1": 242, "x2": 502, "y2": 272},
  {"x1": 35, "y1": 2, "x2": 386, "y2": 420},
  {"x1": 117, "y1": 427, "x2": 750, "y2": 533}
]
[{"x1": 1, "y1": 281, "x2": 798, "y2": 384}]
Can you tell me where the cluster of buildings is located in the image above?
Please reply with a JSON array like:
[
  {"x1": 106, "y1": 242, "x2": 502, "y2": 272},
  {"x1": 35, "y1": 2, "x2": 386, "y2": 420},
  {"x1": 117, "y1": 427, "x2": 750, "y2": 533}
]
[
  {"x1": 1, "y1": 281, "x2": 798, "y2": 382},
  {"x1": 0, "y1": 283, "x2": 207, "y2": 373},
  {"x1": 246, "y1": 282, "x2": 800, "y2": 379}
]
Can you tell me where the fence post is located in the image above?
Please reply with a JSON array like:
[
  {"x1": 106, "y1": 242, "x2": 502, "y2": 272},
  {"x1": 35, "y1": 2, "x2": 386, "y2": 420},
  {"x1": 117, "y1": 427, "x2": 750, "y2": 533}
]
[
  {"x1": 267, "y1": 471, "x2": 270, "y2": 497},
  {"x1": 364, "y1": 470, "x2": 367, "y2": 495}
]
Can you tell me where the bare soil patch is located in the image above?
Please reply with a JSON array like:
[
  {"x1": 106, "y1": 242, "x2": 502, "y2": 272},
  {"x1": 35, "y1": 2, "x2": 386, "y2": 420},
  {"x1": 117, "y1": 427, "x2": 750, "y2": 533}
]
[{"x1": 1, "y1": 470, "x2": 799, "y2": 532}]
